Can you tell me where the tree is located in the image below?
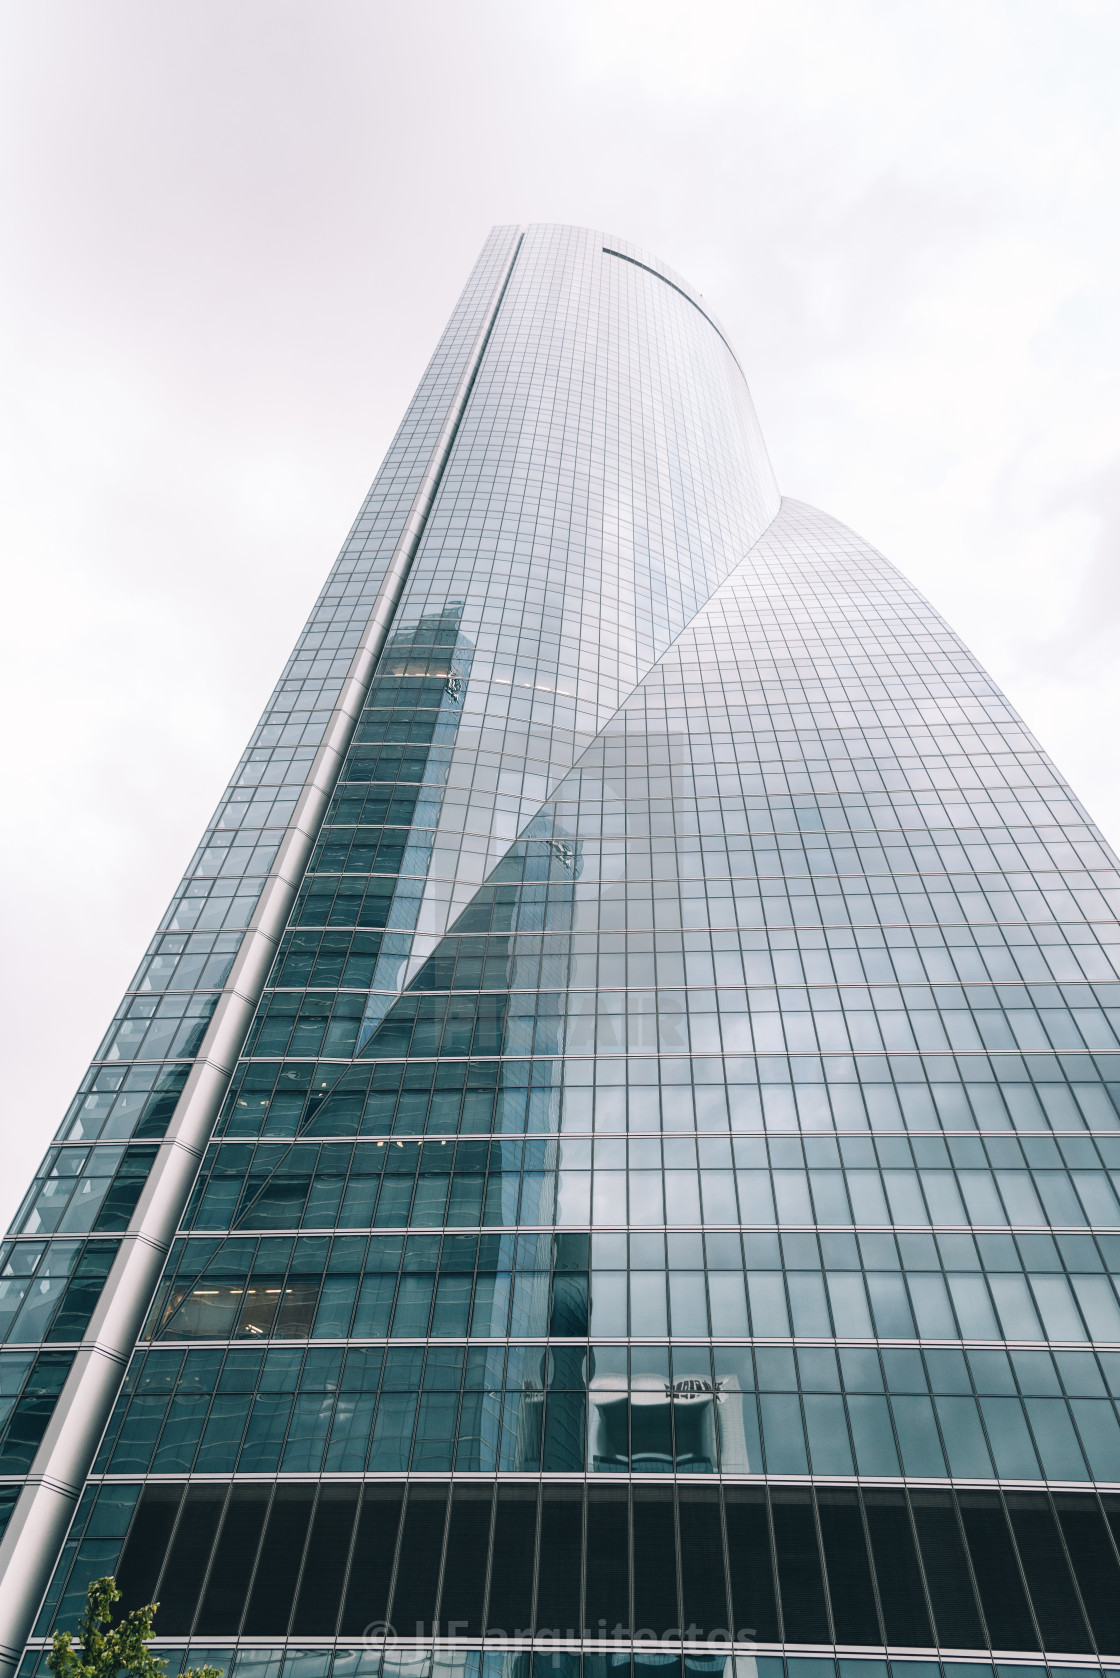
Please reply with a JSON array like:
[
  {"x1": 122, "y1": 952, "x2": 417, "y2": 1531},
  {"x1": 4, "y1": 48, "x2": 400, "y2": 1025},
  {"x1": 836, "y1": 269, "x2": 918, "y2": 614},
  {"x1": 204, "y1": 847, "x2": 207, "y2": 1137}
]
[{"x1": 47, "y1": 1577, "x2": 222, "y2": 1678}]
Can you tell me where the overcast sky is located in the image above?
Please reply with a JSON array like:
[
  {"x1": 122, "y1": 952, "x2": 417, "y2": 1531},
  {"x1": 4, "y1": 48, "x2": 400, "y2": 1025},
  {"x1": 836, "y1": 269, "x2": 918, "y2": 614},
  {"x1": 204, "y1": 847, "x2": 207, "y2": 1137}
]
[{"x1": 1, "y1": 0, "x2": 1119, "y2": 1224}]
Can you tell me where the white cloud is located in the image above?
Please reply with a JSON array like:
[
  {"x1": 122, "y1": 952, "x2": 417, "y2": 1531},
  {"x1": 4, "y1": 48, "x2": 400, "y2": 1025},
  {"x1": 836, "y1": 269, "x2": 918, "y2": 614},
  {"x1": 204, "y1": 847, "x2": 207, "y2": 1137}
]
[{"x1": 1, "y1": 0, "x2": 1119, "y2": 1221}]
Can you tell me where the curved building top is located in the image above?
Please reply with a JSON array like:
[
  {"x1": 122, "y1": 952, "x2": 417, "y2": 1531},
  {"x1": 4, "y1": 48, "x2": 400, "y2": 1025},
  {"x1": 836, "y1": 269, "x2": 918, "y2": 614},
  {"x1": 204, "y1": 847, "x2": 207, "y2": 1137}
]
[{"x1": 379, "y1": 222, "x2": 781, "y2": 989}]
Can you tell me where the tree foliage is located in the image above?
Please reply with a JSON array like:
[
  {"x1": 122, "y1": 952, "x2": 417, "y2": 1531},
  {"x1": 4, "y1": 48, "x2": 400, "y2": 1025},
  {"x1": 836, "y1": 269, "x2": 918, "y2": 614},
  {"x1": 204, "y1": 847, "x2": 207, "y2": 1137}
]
[{"x1": 47, "y1": 1577, "x2": 221, "y2": 1678}]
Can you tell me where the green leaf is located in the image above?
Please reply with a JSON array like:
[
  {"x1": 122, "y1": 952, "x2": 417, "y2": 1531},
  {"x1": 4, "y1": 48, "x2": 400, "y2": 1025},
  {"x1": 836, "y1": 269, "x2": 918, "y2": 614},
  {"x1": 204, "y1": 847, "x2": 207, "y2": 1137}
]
[{"x1": 47, "y1": 1578, "x2": 223, "y2": 1678}]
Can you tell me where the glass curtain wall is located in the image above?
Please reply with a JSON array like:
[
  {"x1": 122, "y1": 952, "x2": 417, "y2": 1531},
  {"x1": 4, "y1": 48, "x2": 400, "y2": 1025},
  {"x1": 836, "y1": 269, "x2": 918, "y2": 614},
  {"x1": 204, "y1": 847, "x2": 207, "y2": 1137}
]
[{"x1": 8, "y1": 226, "x2": 1120, "y2": 1678}]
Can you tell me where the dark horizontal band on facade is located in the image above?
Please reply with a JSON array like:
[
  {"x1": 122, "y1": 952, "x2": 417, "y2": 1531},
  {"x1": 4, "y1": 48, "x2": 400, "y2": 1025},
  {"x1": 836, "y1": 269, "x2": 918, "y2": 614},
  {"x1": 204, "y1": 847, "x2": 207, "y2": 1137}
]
[{"x1": 44, "y1": 1475, "x2": 1120, "y2": 1657}]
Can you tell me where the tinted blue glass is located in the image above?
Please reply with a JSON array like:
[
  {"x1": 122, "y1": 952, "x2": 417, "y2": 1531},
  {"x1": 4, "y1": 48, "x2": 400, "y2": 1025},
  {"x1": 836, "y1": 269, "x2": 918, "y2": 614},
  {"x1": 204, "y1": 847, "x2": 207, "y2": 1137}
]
[{"x1": 13, "y1": 225, "x2": 1120, "y2": 1676}]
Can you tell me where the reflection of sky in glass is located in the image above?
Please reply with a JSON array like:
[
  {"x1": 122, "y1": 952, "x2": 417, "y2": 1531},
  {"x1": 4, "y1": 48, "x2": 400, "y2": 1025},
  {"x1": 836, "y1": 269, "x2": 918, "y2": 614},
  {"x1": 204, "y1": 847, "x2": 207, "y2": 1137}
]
[{"x1": 15, "y1": 225, "x2": 1120, "y2": 1667}]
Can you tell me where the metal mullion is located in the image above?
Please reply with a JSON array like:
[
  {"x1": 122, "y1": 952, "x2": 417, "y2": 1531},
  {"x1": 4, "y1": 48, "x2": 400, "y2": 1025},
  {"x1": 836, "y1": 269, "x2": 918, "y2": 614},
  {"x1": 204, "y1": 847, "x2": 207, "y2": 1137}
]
[
  {"x1": 668, "y1": 1478, "x2": 685, "y2": 1646},
  {"x1": 1089, "y1": 1485, "x2": 1120, "y2": 1570},
  {"x1": 625, "y1": 1480, "x2": 635, "y2": 1643},
  {"x1": 130, "y1": 1480, "x2": 189, "y2": 1615},
  {"x1": 425, "y1": 1480, "x2": 455, "y2": 1639},
  {"x1": 280, "y1": 1478, "x2": 328, "y2": 1637},
  {"x1": 802, "y1": 1481, "x2": 838, "y2": 1650},
  {"x1": 325, "y1": 1474, "x2": 376, "y2": 1639},
  {"x1": 527, "y1": 1478, "x2": 544, "y2": 1642},
  {"x1": 707, "y1": 1481, "x2": 734, "y2": 1645},
  {"x1": 761, "y1": 1485, "x2": 786, "y2": 1647},
  {"x1": 870, "y1": 1485, "x2": 942, "y2": 1654},
  {"x1": 231, "y1": 1480, "x2": 279, "y2": 1639},
  {"x1": 475, "y1": 1479, "x2": 500, "y2": 1638},
  {"x1": 991, "y1": 1484, "x2": 1059, "y2": 1657},
  {"x1": 843, "y1": 1486, "x2": 888, "y2": 1652},
  {"x1": 1039, "y1": 1485, "x2": 1103, "y2": 1660},
  {"x1": 945, "y1": 1485, "x2": 1002, "y2": 1655},
  {"x1": 381, "y1": 1480, "x2": 414, "y2": 1638},
  {"x1": 184, "y1": 1481, "x2": 234, "y2": 1639},
  {"x1": 578, "y1": 1477, "x2": 588, "y2": 1643}
]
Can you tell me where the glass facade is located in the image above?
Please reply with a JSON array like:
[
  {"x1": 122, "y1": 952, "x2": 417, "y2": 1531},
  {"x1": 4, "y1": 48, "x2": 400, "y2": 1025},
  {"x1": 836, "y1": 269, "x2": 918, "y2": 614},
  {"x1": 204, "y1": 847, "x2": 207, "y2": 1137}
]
[{"x1": 5, "y1": 224, "x2": 1120, "y2": 1678}]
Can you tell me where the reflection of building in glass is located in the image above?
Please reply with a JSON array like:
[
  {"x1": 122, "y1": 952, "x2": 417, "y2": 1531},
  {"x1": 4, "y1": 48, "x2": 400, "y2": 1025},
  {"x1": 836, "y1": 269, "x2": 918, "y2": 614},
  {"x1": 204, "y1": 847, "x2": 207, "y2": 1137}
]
[
  {"x1": 6, "y1": 223, "x2": 1120, "y2": 1678},
  {"x1": 591, "y1": 1370, "x2": 719, "y2": 1474}
]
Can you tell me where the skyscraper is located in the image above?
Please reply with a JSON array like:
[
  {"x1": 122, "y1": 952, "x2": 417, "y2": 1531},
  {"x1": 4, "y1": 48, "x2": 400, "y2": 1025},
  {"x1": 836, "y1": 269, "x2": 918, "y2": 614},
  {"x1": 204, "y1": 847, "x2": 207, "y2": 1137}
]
[{"x1": 4, "y1": 219, "x2": 1120, "y2": 1678}]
